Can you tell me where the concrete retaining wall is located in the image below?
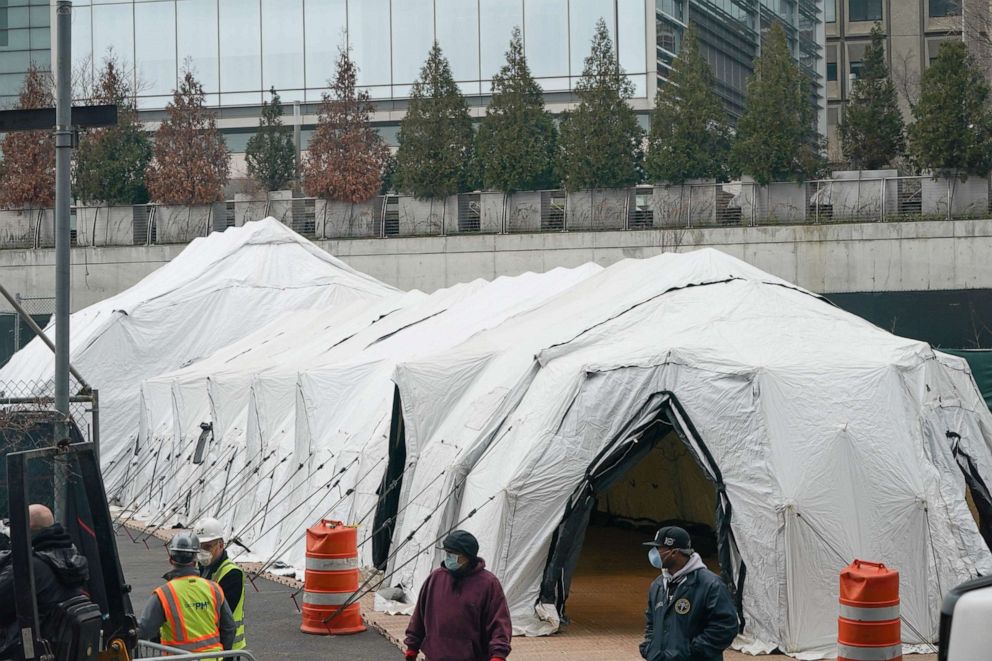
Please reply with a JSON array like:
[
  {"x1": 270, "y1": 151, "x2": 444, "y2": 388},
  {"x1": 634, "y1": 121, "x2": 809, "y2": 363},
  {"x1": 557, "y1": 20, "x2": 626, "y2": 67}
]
[{"x1": 3, "y1": 218, "x2": 988, "y2": 313}]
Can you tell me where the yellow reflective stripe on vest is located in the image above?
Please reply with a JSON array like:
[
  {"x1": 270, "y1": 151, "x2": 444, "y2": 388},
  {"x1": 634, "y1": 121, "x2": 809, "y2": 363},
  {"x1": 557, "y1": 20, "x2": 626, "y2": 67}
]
[
  {"x1": 159, "y1": 576, "x2": 224, "y2": 651},
  {"x1": 212, "y1": 558, "x2": 247, "y2": 650}
]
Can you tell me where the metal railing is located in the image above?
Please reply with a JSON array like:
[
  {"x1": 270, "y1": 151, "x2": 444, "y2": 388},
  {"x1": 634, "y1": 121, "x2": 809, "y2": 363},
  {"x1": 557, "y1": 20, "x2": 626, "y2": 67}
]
[
  {"x1": 136, "y1": 640, "x2": 257, "y2": 660},
  {"x1": 0, "y1": 175, "x2": 989, "y2": 249}
]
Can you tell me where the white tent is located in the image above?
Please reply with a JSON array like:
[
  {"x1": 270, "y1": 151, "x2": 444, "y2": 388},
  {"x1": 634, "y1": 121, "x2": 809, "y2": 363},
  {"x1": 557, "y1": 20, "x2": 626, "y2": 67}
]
[
  {"x1": 123, "y1": 264, "x2": 602, "y2": 571},
  {"x1": 378, "y1": 248, "x2": 992, "y2": 658},
  {"x1": 0, "y1": 218, "x2": 395, "y2": 469}
]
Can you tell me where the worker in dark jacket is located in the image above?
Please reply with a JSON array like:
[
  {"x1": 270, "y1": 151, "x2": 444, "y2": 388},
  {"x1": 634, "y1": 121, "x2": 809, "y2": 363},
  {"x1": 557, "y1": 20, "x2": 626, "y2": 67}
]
[
  {"x1": 0, "y1": 505, "x2": 90, "y2": 656},
  {"x1": 404, "y1": 530, "x2": 512, "y2": 661},
  {"x1": 640, "y1": 526, "x2": 738, "y2": 661}
]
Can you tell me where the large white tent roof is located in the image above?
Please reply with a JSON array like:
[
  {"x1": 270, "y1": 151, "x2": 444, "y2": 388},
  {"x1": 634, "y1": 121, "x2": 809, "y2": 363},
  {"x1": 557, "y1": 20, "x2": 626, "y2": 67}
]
[
  {"x1": 380, "y1": 248, "x2": 992, "y2": 658},
  {"x1": 121, "y1": 264, "x2": 603, "y2": 572},
  {"x1": 0, "y1": 218, "x2": 395, "y2": 467}
]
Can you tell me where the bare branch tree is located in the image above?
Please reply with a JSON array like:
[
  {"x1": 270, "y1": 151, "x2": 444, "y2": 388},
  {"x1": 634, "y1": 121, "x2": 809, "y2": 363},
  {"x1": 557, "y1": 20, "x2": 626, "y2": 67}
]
[{"x1": 890, "y1": 47, "x2": 921, "y2": 112}]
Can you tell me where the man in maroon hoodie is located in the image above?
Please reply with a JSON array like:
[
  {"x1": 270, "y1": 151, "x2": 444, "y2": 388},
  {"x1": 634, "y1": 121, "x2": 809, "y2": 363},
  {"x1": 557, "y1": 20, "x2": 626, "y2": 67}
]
[{"x1": 404, "y1": 530, "x2": 512, "y2": 661}]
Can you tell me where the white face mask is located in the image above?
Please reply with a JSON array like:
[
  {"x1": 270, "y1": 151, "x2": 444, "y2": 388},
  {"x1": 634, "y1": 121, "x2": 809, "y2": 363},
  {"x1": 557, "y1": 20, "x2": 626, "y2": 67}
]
[
  {"x1": 443, "y1": 552, "x2": 462, "y2": 571},
  {"x1": 197, "y1": 549, "x2": 213, "y2": 566}
]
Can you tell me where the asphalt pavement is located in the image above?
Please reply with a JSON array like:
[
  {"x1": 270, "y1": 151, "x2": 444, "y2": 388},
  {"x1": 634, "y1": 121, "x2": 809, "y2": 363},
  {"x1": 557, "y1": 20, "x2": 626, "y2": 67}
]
[{"x1": 116, "y1": 530, "x2": 398, "y2": 660}]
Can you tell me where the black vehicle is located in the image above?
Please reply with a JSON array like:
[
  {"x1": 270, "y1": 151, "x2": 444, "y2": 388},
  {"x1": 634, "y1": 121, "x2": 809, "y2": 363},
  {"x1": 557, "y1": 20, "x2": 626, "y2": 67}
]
[{"x1": 2, "y1": 422, "x2": 137, "y2": 661}]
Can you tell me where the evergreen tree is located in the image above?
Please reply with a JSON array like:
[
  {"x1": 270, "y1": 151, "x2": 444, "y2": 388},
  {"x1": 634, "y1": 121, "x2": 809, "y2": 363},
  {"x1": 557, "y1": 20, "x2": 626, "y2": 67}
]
[
  {"x1": 146, "y1": 71, "x2": 230, "y2": 205},
  {"x1": 559, "y1": 19, "x2": 642, "y2": 190},
  {"x1": 645, "y1": 27, "x2": 730, "y2": 183},
  {"x1": 476, "y1": 27, "x2": 558, "y2": 193},
  {"x1": 908, "y1": 40, "x2": 992, "y2": 177},
  {"x1": 395, "y1": 43, "x2": 474, "y2": 199},
  {"x1": 838, "y1": 24, "x2": 904, "y2": 170},
  {"x1": 379, "y1": 152, "x2": 397, "y2": 195},
  {"x1": 245, "y1": 88, "x2": 296, "y2": 192},
  {"x1": 74, "y1": 55, "x2": 153, "y2": 205},
  {"x1": 303, "y1": 50, "x2": 389, "y2": 202},
  {"x1": 0, "y1": 66, "x2": 54, "y2": 208},
  {"x1": 731, "y1": 23, "x2": 823, "y2": 184}
]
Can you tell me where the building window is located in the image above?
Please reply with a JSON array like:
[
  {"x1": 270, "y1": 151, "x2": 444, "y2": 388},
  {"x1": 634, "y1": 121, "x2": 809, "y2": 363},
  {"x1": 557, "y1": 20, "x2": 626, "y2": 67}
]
[
  {"x1": 827, "y1": 61, "x2": 837, "y2": 81},
  {"x1": 657, "y1": 17, "x2": 681, "y2": 54},
  {"x1": 658, "y1": 0, "x2": 684, "y2": 21},
  {"x1": 825, "y1": 0, "x2": 836, "y2": 22},
  {"x1": 0, "y1": 0, "x2": 7, "y2": 48},
  {"x1": 927, "y1": 38, "x2": 954, "y2": 66},
  {"x1": 848, "y1": 0, "x2": 882, "y2": 22},
  {"x1": 929, "y1": 0, "x2": 961, "y2": 17}
]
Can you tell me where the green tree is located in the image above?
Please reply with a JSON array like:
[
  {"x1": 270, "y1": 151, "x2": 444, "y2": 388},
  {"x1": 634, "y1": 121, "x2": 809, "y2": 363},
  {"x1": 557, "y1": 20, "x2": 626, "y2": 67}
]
[
  {"x1": 476, "y1": 27, "x2": 558, "y2": 192},
  {"x1": 395, "y1": 43, "x2": 474, "y2": 198},
  {"x1": 838, "y1": 24, "x2": 904, "y2": 170},
  {"x1": 559, "y1": 18, "x2": 642, "y2": 190},
  {"x1": 245, "y1": 87, "x2": 297, "y2": 192},
  {"x1": 74, "y1": 55, "x2": 153, "y2": 205},
  {"x1": 731, "y1": 23, "x2": 823, "y2": 184},
  {"x1": 908, "y1": 40, "x2": 992, "y2": 177},
  {"x1": 645, "y1": 27, "x2": 730, "y2": 183}
]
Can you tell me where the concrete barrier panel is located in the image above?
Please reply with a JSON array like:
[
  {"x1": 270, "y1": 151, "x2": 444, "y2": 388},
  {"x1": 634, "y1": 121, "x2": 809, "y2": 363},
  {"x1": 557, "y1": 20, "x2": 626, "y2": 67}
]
[
  {"x1": 76, "y1": 206, "x2": 134, "y2": 247},
  {"x1": 506, "y1": 191, "x2": 542, "y2": 232},
  {"x1": 566, "y1": 189, "x2": 627, "y2": 230},
  {"x1": 397, "y1": 196, "x2": 453, "y2": 236},
  {"x1": 319, "y1": 199, "x2": 380, "y2": 239},
  {"x1": 154, "y1": 205, "x2": 211, "y2": 244},
  {"x1": 479, "y1": 192, "x2": 505, "y2": 233},
  {"x1": 922, "y1": 175, "x2": 990, "y2": 218},
  {"x1": 0, "y1": 209, "x2": 40, "y2": 249},
  {"x1": 826, "y1": 170, "x2": 898, "y2": 220}
]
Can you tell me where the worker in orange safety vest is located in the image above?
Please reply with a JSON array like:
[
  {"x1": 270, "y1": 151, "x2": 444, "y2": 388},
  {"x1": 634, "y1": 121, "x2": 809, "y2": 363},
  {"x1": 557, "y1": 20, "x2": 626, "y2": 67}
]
[{"x1": 138, "y1": 530, "x2": 236, "y2": 654}]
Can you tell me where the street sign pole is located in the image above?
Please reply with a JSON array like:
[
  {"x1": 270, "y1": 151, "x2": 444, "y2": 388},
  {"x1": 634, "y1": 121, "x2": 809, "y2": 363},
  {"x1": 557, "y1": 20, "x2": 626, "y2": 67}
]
[{"x1": 53, "y1": 0, "x2": 72, "y2": 523}]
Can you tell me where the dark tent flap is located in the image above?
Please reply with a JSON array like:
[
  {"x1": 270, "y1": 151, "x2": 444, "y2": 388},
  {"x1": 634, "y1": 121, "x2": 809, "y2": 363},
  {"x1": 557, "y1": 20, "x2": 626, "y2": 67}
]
[{"x1": 943, "y1": 349, "x2": 992, "y2": 412}]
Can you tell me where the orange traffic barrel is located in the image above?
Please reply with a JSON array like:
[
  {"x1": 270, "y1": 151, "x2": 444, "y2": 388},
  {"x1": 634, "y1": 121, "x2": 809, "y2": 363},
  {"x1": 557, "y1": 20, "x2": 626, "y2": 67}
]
[
  {"x1": 300, "y1": 519, "x2": 366, "y2": 635},
  {"x1": 838, "y1": 560, "x2": 901, "y2": 661}
]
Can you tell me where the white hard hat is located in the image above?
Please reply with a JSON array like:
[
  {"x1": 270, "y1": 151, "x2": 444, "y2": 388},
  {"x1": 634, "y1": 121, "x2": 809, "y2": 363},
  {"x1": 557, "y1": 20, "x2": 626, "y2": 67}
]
[{"x1": 194, "y1": 517, "x2": 225, "y2": 544}]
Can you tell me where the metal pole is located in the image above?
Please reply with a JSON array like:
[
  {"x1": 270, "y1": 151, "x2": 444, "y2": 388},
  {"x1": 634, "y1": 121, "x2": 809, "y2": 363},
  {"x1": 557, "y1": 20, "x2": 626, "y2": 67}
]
[
  {"x1": 54, "y1": 0, "x2": 73, "y2": 524},
  {"x1": 0, "y1": 282, "x2": 88, "y2": 388},
  {"x1": 91, "y1": 388, "x2": 100, "y2": 466},
  {"x1": 293, "y1": 100, "x2": 302, "y2": 183}
]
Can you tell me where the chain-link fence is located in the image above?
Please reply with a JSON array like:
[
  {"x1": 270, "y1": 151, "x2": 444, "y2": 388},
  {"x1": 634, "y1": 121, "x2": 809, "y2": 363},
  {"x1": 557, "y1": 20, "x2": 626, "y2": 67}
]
[
  {"x1": 0, "y1": 294, "x2": 54, "y2": 367},
  {"x1": 0, "y1": 379, "x2": 98, "y2": 518}
]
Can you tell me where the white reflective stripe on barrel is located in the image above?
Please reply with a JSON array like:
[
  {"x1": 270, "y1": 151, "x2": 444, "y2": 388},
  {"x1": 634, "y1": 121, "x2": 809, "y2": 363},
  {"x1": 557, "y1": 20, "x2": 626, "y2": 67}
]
[
  {"x1": 303, "y1": 591, "x2": 355, "y2": 606},
  {"x1": 306, "y1": 556, "x2": 359, "y2": 571},
  {"x1": 837, "y1": 643, "x2": 903, "y2": 660},
  {"x1": 838, "y1": 604, "x2": 901, "y2": 622}
]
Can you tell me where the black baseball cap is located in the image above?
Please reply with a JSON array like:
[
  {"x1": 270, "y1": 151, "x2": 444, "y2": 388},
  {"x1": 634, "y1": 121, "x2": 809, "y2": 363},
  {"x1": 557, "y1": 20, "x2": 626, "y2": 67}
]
[
  {"x1": 643, "y1": 525, "x2": 692, "y2": 550},
  {"x1": 440, "y1": 530, "x2": 479, "y2": 558}
]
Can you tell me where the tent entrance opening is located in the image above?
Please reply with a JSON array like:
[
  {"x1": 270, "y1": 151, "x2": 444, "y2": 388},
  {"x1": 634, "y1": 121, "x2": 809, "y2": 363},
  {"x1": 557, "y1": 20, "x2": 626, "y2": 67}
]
[{"x1": 564, "y1": 426, "x2": 719, "y2": 635}]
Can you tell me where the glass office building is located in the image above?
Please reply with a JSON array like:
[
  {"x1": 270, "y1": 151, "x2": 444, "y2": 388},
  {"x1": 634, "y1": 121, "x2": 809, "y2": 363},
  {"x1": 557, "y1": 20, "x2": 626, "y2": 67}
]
[
  {"x1": 0, "y1": 0, "x2": 53, "y2": 108},
  {"x1": 1, "y1": 1, "x2": 824, "y2": 151},
  {"x1": 68, "y1": 0, "x2": 651, "y2": 108}
]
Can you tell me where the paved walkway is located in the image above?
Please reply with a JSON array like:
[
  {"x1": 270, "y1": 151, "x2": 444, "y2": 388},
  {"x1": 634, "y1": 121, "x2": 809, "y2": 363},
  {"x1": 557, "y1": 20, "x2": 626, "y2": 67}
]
[
  {"x1": 118, "y1": 527, "x2": 936, "y2": 660},
  {"x1": 116, "y1": 529, "x2": 396, "y2": 660}
]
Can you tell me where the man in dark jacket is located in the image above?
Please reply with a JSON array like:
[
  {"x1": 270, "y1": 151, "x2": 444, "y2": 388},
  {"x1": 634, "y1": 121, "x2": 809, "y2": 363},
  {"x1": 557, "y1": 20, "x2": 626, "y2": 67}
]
[
  {"x1": 0, "y1": 505, "x2": 90, "y2": 656},
  {"x1": 640, "y1": 526, "x2": 738, "y2": 661},
  {"x1": 404, "y1": 530, "x2": 512, "y2": 661}
]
